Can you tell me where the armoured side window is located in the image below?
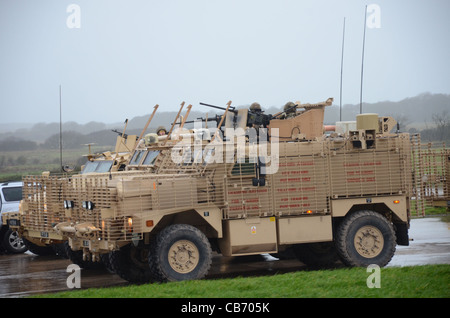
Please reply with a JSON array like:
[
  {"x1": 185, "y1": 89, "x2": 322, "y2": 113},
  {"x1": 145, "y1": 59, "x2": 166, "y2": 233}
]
[{"x1": 230, "y1": 161, "x2": 256, "y2": 176}]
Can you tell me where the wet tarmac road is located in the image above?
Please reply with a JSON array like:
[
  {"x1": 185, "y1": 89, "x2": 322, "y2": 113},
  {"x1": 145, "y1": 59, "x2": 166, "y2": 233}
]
[{"x1": 0, "y1": 217, "x2": 449, "y2": 298}]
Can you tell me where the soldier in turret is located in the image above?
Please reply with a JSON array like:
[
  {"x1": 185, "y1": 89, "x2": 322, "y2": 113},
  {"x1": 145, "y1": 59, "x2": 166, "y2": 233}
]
[
  {"x1": 156, "y1": 126, "x2": 167, "y2": 136},
  {"x1": 280, "y1": 101, "x2": 297, "y2": 119}
]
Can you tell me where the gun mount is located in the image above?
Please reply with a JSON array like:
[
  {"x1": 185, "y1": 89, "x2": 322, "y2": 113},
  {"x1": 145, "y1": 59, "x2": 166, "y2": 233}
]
[{"x1": 269, "y1": 97, "x2": 334, "y2": 140}]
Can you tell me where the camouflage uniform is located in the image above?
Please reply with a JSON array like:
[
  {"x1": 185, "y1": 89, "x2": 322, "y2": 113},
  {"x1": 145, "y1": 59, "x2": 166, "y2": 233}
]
[{"x1": 280, "y1": 102, "x2": 297, "y2": 119}]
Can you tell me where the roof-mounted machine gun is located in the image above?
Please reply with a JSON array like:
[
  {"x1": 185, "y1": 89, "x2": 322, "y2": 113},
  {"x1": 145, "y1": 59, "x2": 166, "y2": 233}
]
[
  {"x1": 183, "y1": 114, "x2": 223, "y2": 128},
  {"x1": 268, "y1": 97, "x2": 334, "y2": 141},
  {"x1": 185, "y1": 98, "x2": 332, "y2": 141},
  {"x1": 196, "y1": 102, "x2": 273, "y2": 131}
]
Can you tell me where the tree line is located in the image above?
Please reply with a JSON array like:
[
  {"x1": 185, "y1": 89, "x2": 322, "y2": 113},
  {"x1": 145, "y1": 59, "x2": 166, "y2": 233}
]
[
  {"x1": 0, "y1": 120, "x2": 448, "y2": 153},
  {"x1": 0, "y1": 129, "x2": 122, "y2": 152}
]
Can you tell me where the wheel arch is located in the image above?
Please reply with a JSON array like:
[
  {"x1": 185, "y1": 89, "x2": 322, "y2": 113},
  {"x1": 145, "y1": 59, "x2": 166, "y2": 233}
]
[
  {"x1": 331, "y1": 196, "x2": 409, "y2": 223},
  {"x1": 331, "y1": 198, "x2": 409, "y2": 246},
  {"x1": 145, "y1": 207, "x2": 223, "y2": 242}
]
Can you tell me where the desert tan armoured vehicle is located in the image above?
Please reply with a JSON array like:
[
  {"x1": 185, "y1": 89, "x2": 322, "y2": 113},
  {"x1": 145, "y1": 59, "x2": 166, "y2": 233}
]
[
  {"x1": 11, "y1": 99, "x2": 420, "y2": 283},
  {"x1": 3, "y1": 118, "x2": 148, "y2": 256}
]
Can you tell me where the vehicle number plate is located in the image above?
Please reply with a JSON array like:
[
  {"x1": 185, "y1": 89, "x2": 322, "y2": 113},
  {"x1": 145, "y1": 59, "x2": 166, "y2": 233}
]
[
  {"x1": 8, "y1": 219, "x2": 20, "y2": 226},
  {"x1": 40, "y1": 231, "x2": 49, "y2": 238}
]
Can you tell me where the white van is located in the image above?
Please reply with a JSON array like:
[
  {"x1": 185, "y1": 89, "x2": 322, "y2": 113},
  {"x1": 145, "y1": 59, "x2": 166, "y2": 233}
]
[{"x1": 0, "y1": 182, "x2": 27, "y2": 254}]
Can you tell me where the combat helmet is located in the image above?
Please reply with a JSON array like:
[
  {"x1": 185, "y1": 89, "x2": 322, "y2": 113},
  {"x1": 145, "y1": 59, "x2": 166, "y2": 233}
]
[
  {"x1": 156, "y1": 126, "x2": 167, "y2": 135},
  {"x1": 284, "y1": 101, "x2": 296, "y2": 114},
  {"x1": 249, "y1": 102, "x2": 262, "y2": 112}
]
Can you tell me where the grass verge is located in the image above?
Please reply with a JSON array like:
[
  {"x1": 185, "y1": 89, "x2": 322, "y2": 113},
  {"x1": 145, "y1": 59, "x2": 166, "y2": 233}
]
[{"x1": 33, "y1": 264, "x2": 450, "y2": 298}]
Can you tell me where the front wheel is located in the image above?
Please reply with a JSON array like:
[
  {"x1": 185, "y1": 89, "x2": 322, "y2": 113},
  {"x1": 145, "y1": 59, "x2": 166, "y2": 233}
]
[
  {"x1": 335, "y1": 210, "x2": 396, "y2": 267},
  {"x1": 149, "y1": 224, "x2": 212, "y2": 282}
]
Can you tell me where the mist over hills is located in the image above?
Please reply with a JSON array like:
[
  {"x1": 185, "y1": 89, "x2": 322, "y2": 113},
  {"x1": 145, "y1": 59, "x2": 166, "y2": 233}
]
[
  {"x1": 1, "y1": 93, "x2": 448, "y2": 148},
  {"x1": 323, "y1": 92, "x2": 450, "y2": 127}
]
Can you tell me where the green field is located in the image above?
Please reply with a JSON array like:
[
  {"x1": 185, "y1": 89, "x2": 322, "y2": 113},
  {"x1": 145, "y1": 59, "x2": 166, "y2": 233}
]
[
  {"x1": 0, "y1": 146, "x2": 111, "y2": 182},
  {"x1": 34, "y1": 264, "x2": 450, "y2": 298}
]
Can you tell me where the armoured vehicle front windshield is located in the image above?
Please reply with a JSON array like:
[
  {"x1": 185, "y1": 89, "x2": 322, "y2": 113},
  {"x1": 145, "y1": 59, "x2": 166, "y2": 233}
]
[{"x1": 81, "y1": 160, "x2": 114, "y2": 174}]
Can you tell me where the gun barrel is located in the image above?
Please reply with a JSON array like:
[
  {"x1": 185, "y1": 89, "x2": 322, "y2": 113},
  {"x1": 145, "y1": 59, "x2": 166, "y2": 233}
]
[
  {"x1": 200, "y1": 102, "x2": 237, "y2": 114},
  {"x1": 184, "y1": 117, "x2": 220, "y2": 125},
  {"x1": 112, "y1": 129, "x2": 127, "y2": 137}
]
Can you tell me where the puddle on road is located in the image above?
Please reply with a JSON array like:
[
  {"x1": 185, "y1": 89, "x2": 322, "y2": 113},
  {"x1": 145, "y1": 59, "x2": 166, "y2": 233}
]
[{"x1": 388, "y1": 217, "x2": 450, "y2": 267}]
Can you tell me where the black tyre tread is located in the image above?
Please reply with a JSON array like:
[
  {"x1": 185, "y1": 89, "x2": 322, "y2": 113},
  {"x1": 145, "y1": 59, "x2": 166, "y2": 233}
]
[
  {"x1": 2, "y1": 229, "x2": 28, "y2": 254},
  {"x1": 109, "y1": 244, "x2": 152, "y2": 283},
  {"x1": 149, "y1": 224, "x2": 212, "y2": 282},
  {"x1": 293, "y1": 242, "x2": 339, "y2": 268},
  {"x1": 52, "y1": 243, "x2": 68, "y2": 258},
  {"x1": 23, "y1": 238, "x2": 54, "y2": 256},
  {"x1": 335, "y1": 210, "x2": 396, "y2": 267}
]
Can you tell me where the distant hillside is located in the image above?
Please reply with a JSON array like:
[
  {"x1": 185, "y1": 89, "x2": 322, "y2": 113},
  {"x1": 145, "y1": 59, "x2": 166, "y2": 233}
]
[
  {"x1": 325, "y1": 93, "x2": 450, "y2": 129},
  {"x1": 1, "y1": 92, "x2": 449, "y2": 145}
]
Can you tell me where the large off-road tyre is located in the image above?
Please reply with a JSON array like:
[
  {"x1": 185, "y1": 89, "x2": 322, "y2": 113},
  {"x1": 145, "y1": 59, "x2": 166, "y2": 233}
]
[
  {"x1": 109, "y1": 243, "x2": 152, "y2": 283},
  {"x1": 101, "y1": 252, "x2": 115, "y2": 274},
  {"x1": 293, "y1": 242, "x2": 339, "y2": 268},
  {"x1": 52, "y1": 242, "x2": 68, "y2": 258},
  {"x1": 335, "y1": 210, "x2": 396, "y2": 267},
  {"x1": 64, "y1": 241, "x2": 103, "y2": 269},
  {"x1": 2, "y1": 229, "x2": 28, "y2": 254},
  {"x1": 23, "y1": 238, "x2": 54, "y2": 256},
  {"x1": 149, "y1": 224, "x2": 212, "y2": 282}
]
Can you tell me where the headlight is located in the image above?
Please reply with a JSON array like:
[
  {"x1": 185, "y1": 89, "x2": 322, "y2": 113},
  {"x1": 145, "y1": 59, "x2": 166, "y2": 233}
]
[
  {"x1": 82, "y1": 201, "x2": 95, "y2": 210},
  {"x1": 63, "y1": 200, "x2": 74, "y2": 209}
]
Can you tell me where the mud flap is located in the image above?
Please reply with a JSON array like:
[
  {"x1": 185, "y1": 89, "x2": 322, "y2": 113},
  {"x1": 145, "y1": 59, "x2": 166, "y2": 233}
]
[{"x1": 395, "y1": 223, "x2": 409, "y2": 246}]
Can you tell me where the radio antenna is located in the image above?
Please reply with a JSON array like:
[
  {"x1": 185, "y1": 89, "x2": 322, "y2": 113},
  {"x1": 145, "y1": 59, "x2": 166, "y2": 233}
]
[
  {"x1": 59, "y1": 84, "x2": 63, "y2": 172},
  {"x1": 360, "y1": 5, "x2": 368, "y2": 114},
  {"x1": 339, "y1": 17, "x2": 346, "y2": 121}
]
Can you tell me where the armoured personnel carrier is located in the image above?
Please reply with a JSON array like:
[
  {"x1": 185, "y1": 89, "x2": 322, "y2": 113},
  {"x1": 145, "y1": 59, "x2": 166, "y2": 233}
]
[
  {"x1": 2, "y1": 113, "x2": 150, "y2": 257},
  {"x1": 6, "y1": 99, "x2": 420, "y2": 283}
]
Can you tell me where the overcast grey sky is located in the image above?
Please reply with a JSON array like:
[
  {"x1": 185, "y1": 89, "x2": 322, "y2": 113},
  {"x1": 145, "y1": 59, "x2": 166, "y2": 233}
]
[{"x1": 1, "y1": 0, "x2": 449, "y2": 124}]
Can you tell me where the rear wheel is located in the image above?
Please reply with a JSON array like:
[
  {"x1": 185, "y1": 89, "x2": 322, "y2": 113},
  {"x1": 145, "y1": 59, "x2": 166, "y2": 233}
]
[
  {"x1": 335, "y1": 210, "x2": 396, "y2": 267},
  {"x1": 149, "y1": 224, "x2": 212, "y2": 282}
]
